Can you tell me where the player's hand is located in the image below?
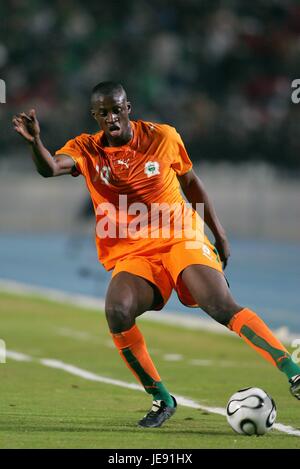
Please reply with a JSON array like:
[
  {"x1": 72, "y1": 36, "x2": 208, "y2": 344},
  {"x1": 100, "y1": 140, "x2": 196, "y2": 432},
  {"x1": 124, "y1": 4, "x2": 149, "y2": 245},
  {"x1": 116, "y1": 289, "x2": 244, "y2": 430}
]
[
  {"x1": 214, "y1": 234, "x2": 230, "y2": 270},
  {"x1": 12, "y1": 109, "x2": 40, "y2": 143}
]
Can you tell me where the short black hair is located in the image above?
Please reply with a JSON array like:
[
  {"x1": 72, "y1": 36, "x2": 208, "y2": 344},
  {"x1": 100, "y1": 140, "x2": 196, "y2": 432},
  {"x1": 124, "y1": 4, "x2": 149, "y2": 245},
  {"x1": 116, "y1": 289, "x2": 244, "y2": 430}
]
[{"x1": 91, "y1": 81, "x2": 127, "y2": 101}]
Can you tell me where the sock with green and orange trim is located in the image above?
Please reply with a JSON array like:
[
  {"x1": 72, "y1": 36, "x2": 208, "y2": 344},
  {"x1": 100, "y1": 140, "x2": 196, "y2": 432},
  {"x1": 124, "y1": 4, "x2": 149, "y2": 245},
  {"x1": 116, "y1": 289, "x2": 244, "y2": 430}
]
[
  {"x1": 228, "y1": 307, "x2": 300, "y2": 380},
  {"x1": 111, "y1": 324, "x2": 174, "y2": 407}
]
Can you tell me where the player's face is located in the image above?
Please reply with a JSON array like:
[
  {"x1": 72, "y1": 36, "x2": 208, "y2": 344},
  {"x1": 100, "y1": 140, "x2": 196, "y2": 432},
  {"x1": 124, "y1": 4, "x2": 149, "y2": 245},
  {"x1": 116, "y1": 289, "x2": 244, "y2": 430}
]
[{"x1": 91, "y1": 93, "x2": 132, "y2": 146}]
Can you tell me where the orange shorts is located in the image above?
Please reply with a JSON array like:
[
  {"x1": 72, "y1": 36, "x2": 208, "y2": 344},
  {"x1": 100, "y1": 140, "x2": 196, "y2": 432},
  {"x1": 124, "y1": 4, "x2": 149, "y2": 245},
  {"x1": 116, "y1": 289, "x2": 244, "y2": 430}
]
[{"x1": 111, "y1": 238, "x2": 223, "y2": 309}]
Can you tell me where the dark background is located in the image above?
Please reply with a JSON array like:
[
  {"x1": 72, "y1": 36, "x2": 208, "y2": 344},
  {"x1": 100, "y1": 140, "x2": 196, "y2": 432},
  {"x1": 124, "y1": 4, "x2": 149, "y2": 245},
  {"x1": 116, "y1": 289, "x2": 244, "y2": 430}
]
[{"x1": 1, "y1": 0, "x2": 300, "y2": 170}]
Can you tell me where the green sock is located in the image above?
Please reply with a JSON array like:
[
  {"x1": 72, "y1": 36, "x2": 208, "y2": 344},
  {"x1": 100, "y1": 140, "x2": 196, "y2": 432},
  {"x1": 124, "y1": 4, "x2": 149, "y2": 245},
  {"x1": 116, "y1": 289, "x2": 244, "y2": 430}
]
[
  {"x1": 241, "y1": 325, "x2": 300, "y2": 380},
  {"x1": 152, "y1": 381, "x2": 174, "y2": 407},
  {"x1": 277, "y1": 356, "x2": 300, "y2": 381},
  {"x1": 122, "y1": 348, "x2": 174, "y2": 406}
]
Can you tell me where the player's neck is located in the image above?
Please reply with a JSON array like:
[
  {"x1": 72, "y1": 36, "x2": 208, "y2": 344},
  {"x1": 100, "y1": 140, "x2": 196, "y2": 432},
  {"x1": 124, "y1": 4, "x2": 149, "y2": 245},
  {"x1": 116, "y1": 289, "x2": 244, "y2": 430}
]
[{"x1": 105, "y1": 122, "x2": 133, "y2": 148}]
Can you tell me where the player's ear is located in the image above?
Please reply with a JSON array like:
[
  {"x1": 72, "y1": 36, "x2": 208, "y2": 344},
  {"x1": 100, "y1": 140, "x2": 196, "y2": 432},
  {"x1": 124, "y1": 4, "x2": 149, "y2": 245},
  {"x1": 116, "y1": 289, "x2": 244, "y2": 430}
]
[
  {"x1": 127, "y1": 101, "x2": 131, "y2": 114},
  {"x1": 91, "y1": 109, "x2": 97, "y2": 121}
]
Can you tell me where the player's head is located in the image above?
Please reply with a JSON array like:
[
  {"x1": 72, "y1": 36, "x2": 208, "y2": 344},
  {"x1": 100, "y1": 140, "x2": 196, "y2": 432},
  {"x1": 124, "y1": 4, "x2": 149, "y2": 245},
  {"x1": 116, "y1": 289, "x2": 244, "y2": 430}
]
[{"x1": 91, "y1": 81, "x2": 132, "y2": 146}]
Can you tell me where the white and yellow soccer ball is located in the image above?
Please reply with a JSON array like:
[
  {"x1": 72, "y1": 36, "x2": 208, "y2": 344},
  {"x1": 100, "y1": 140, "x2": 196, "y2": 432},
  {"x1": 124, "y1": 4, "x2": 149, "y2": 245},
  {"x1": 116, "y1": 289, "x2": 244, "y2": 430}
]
[{"x1": 226, "y1": 387, "x2": 277, "y2": 436}]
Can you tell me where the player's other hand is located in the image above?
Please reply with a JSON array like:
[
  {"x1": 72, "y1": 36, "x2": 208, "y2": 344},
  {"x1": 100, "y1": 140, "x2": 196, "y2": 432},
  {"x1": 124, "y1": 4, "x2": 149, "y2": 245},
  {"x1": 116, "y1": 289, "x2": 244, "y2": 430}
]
[
  {"x1": 12, "y1": 109, "x2": 40, "y2": 143},
  {"x1": 214, "y1": 234, "x2": 230, "y2": 270}
]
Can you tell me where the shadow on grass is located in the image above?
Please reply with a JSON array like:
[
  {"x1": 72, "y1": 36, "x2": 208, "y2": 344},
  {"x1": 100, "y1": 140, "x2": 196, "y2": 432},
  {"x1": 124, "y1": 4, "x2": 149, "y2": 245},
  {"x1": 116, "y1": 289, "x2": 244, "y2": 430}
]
[{"x1": 0, "y1": 423, "x2": 233, "y2": 436}]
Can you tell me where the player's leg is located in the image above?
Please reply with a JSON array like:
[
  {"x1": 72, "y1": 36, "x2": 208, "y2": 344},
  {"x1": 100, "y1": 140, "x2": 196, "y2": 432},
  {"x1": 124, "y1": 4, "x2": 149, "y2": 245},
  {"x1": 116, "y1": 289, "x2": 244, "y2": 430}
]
[
  {"x1": 105, "y1": 271, "x2": 177, "y2": 424},
  {"x1": 105, "y1": 271, "x2": 159, "y2": 333},
  {"x1": 181, "y1": 264, "x2": 300, "y2": 397}
]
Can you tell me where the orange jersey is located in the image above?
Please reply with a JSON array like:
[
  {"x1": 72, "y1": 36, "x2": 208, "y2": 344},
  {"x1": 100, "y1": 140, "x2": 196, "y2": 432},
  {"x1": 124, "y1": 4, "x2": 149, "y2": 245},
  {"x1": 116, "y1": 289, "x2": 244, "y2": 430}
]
[{"x1": 55, "y1": 120, "x2": 200, "y2": 270}]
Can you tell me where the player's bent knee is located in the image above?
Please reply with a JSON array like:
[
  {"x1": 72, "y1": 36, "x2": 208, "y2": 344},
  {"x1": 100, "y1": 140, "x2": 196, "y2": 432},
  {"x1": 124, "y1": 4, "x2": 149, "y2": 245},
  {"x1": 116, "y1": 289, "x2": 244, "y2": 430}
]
[{"x1": 105, "y1": 297, "x2": 137, "y2": 332}]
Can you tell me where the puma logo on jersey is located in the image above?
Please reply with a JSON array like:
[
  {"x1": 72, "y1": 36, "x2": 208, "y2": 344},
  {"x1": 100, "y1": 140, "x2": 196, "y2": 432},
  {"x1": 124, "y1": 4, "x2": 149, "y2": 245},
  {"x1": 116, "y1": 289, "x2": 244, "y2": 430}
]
[{"x1": 117, "y1": 159, "x2": 130, "y2": 169}]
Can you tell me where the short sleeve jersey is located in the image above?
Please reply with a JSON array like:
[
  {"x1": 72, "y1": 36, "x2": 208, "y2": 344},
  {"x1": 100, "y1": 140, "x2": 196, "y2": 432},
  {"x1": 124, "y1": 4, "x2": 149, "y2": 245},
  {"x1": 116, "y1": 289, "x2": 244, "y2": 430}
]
[{"x1": 55, "y1": 120, "x2": 193, "y2": 270}]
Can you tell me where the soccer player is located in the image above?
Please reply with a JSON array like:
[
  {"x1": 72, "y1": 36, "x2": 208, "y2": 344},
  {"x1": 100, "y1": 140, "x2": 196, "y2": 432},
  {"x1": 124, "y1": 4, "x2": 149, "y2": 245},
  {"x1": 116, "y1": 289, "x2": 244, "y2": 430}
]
[{"x1": 13, "y1": 81, "x2": 300, "y2": 428}]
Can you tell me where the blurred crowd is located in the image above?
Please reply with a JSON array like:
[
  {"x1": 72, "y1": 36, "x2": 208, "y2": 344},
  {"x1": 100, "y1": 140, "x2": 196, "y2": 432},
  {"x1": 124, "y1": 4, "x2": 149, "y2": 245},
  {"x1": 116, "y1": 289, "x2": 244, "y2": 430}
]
[{"x1": 1, "y1": 0, "x2": 300, "y2": 169}]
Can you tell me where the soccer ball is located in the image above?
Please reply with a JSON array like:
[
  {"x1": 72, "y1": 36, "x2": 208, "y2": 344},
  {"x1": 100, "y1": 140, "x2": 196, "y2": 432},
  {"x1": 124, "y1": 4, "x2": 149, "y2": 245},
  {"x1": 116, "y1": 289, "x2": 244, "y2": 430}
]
[{"x1": 226, "y1": 387, "x2": 277, "y2": 436}]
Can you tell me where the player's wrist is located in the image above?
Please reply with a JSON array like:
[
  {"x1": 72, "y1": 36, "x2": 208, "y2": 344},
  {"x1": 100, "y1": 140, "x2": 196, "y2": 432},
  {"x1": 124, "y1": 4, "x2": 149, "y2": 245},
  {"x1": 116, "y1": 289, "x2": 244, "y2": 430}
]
[{"x1": 28, "y1": 134, "x2": 41, "y2": 145}]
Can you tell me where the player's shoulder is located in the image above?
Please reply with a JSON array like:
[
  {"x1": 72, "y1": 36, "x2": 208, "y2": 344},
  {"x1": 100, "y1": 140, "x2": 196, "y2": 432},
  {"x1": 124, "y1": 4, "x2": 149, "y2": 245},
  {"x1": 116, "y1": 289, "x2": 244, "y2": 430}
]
[
  {"x1": 64, "y1": 131, "x2": 102, "y2": 156},
  {"x1": 72, "y1": 131, "x2": 102, "y2": 146},
  {"x1": 136, "y1": 120, "x2": 179, "y2": 141}
]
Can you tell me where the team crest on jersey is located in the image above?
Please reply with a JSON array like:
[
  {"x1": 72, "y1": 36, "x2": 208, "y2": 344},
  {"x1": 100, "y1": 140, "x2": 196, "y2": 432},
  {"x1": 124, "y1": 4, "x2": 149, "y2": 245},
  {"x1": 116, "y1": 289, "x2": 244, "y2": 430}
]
[{"x1": 144, "y1": 161, "x2": 160, "y2": 178}]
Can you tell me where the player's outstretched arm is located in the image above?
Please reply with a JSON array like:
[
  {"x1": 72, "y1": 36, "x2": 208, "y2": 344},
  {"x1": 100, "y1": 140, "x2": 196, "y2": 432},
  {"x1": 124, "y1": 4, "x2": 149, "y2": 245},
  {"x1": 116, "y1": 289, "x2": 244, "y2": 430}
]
[
  {"x1": 178, "y1": 169, "x2": 230, "y2": 268},
  {"x1": 12, "y1": 109, "x2": 75, "y2": 177}
]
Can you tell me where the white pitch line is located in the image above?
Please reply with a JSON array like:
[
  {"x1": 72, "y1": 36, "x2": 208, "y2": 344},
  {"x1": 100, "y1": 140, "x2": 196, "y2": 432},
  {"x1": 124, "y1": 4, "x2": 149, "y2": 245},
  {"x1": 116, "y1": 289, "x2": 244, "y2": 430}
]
[
  {"x1": 188, "y1": 359, "x2": 213, "y2": 366},
  {"x1": 163, "y1": 354, "x2": 183, "y2": 362},
  {"x1": 55, "y1": 327, "x2": 116, "y2": 348},
  {"x1": 40, "y1": 358, "x2": 142, "y2": 391},
  {"x1": 56, "y1": 327, "x2": 95, "y2": 341},
  {"x1": 6, "y1": 350, "x2": 32, "y2": 362},
  {"x1": 6, "y1": 349, "x2": 300, "y2": 437}
]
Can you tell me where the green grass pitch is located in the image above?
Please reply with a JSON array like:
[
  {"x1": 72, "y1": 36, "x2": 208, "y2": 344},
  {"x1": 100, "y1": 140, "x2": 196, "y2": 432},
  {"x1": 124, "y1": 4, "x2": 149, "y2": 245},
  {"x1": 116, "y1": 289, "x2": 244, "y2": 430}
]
[{"x1": 0, "y1": 292, "x2": 299, "y2": 449}]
